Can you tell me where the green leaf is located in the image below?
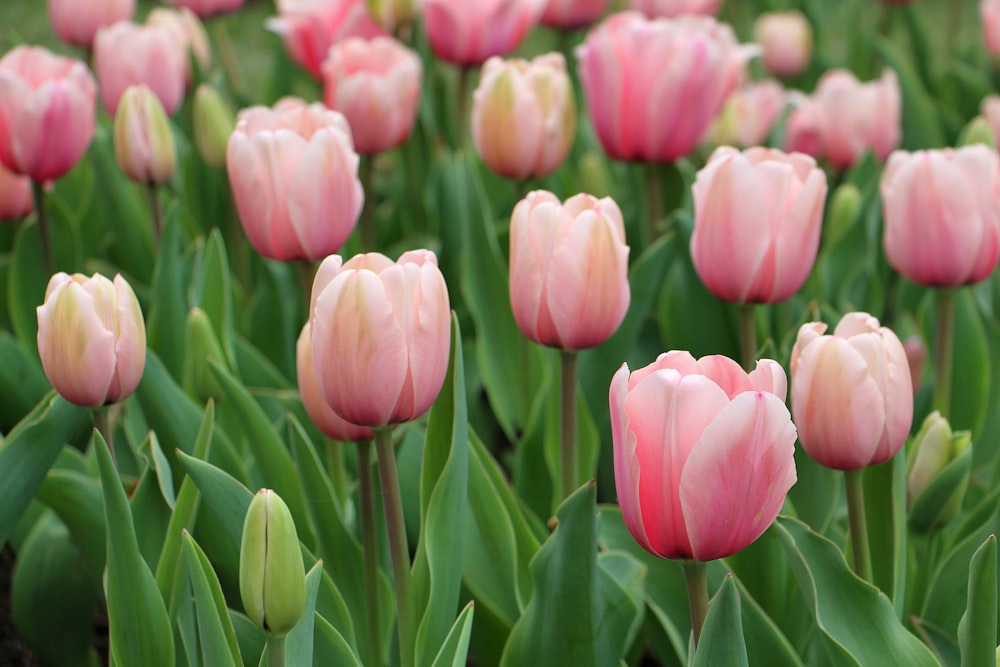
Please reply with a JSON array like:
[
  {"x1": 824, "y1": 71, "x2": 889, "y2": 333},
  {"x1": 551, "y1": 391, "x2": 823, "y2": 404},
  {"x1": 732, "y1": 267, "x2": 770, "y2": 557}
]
[
  {"x1": 863, "y1": 454, "x2": 907, "y2": 613},
  {"x1": 313, "y1": 614, "x2": 363, "y2": 667},
  {"x1": 231, "y1": 611, "x2": 266, "y2": 667},
  {"x1": 182, "y1": 531, "x2": 243, "y2": 666},
  {"x1": 177, "y1": 449, "x2": 254, "y2": 548},
  {"x1": 948, "y1": 290, "x2": 990, "y2": 441},
  {"x1": 430, "y1": 601, "x2": 476, "y2": 667},
  {"x1": 959, "y1": 535, "x2": 997, "y2": 667},
  {"x1": 146, "y1": 204, "x2": 188, "y2": 379},
  {"x1": 0, "y1": 332, "x2": 48, "y2": 432},
  {"x1": 693, "y1": 575, "x2": 749, "y2": 667},
  {"x1": 191, "y1": 228, "x2": 238, "y2": 370},
  {"x1": 909, "y1": 446, "x2": 972, "y2": 534},
  {"x1": 285, "y1": 560, "x2": 324, "y2": 667},
  {"x1": 596, "y1": 550, "x2": 646, "y2": 660},
  {"x1": 36, "y1": 468, "x2": 106, "y2": 579}
]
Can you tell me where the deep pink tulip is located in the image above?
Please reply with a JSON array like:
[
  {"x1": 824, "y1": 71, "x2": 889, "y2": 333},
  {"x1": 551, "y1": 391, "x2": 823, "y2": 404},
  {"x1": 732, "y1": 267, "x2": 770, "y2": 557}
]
[
  {"x1": 48, "y1": 0, "x2": 135, "y2": 48},
  {"x1": 577, "y1": 12, "x2": 751, "y2": 164},
  {"x1": 309, "y1": 250, "x2": 451, "y2": 427},
  {"x1": 881, "y1": 146, "x2": 1000, "y2": 287},
  {"x1": 706, "y1": 81, "x2": 786, "y2": 148},
  {"x1": 36, "y1": 272, "x2": 146, "y2": 407},
  {"x1": 984, "y1": 0, "x2": 1000, "y2": 55},
  {"x1": 226, "y1": 98, "x2": 364, "y2": 262},
  {"x1": 94, "y1": 21, "x2": 187, "y2": 116},
  {"x1": 541, "y1": 0, "x2": 610, "y2": 29},
  {"x1": 691, "y1": 147, "x2": 827, "y2": 304},
  {"x1": 510, "y1": 191, "x2": 630, "y2": 350},
  {"x1": 321, "y1": 36, "x2": 421, "y2": 155},
  {"x1": 165, "y1": 0, "x2": 244, "y2": 18},
  {"x1": 297, "y1": 322, "x2": 374, "y2": 442},
  {"x1": 472, "y1": 53, "x2": 576, "y2": 180},
  {"x1": 422, "y1": 0, "x2": 545, "y2": 67},
  {"x1": 753, "y1": 11, "x2": 812, "y2": 78},
  {"x1": 0, "y1": 163, "x2": 32, "y2": 221},
  {"x1": 0, "y1": 46, "x2": 97, "y2": 182},
  {"x1": 791, "y1": 312, "x2": 913, "y2": 471},
  {"x1": 629, "y1": 0, "x2": 721, "y2": 18},
  {"x1": 612, "y1": 351, "x2": 796, "y2": 561},
  {"x1": 268, "y1": 0, "x2": 386, "y2": 80}
]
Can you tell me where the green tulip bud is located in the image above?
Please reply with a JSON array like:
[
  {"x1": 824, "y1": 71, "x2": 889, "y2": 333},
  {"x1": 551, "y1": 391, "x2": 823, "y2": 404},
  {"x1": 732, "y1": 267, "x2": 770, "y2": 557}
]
[
  {"x1": 823, "y1": 182, "x2": 861, "y2": 248},
  {"x1": 239, "y1": 489, "x2": 306, "y2": 637},
  {"x1": 182, "y1": 307, "x2": 227, "y2": 401},
  {"x1": 193, "y1": 84, "x2": 234, "y2": 169},
  {"x1": 906, "y1": 411, "x2": 971, "y2": 533},
  {"x1": 957, "y1": 116, "x2": 997, "y2": 150},
  {"x1": 114, "y1": 85, "x2": 176, "y2": 185},
  {"x1": 367, "y1": 0, "x2": 416, "y2": 31}
]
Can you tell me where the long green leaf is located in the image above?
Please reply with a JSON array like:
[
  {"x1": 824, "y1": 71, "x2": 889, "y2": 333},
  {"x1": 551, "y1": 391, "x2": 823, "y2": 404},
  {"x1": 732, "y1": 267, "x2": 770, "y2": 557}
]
[
  {"x1": 0, "y1": 332, "x2": 48, "y2": 432},
  {"x1": 183, "y1": 531, "x2": 243, "y2": 666},
  {"x1": 285, "y1": 560, "x2": 324, "y2": 667},
  {"x1": 693, "y1": 575, "x2": 749, "y2": 667},
  {"x1": 430, "y1": 601, "x2": 476, "y2": 667},
  {"x1": 146, "y1": 204, "x2": 187, "y2": 379},
  {"x1": 36, "y1": 469, "x2": 106, "y2": 578},
  {"x1": 959, "y1": 535, "x2": 997, "y2": 667}
]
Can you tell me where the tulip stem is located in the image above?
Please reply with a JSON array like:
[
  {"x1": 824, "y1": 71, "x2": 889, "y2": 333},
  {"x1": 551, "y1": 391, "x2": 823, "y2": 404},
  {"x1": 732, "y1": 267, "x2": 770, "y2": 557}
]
[
  {"x1": 31, "y1": 180, "x2": 52, "y2": 274},
  {"x1": 147, "y1": 183, "x2": 162, "y2": 251},
  {"x1": 844, "y1": 469, "x2": 872, "y2": 583},
  {"x1": 265, "y1": 635, "x2": 285, "y2": 667},
  {"x1": 645, "y1": 164, "x2": 663, "y2": 245},
  {"x1": 683, "y1": 560, "x2": 709, "y2": 647},
  {"x1": 932, "y1": 288, "x2": 956, "y2": 419},
  {"x1": 739, "y1": 302, "x2": 757, "y2": 372},
  {"x1": 360, "y1": 155, "x2": 375, "y2": 249},
  {"x1": 374, "y1": 426, "x2": 413, "y2": 667},
  {"x1": 357, "y1": 440, "x2": 383, "y2": 667},
  {"x1": 559, "y1": 350, "x2": 579, "y2": 503},
  {"x1": 325, "y1": 440, "x2": 348, "y2": 510},
  {"x1": 456, "y1": 66, "x2": 471, "y2": 150},
  {"x1": 93, "y1": 407, "x2": 115, "y2": 468}
]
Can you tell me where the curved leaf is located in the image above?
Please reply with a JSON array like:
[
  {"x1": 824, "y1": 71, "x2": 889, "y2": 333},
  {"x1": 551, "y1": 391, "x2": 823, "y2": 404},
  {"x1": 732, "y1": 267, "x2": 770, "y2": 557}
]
[{"x1": 693, "y1": 575, "x2": 748, "y2": 667}]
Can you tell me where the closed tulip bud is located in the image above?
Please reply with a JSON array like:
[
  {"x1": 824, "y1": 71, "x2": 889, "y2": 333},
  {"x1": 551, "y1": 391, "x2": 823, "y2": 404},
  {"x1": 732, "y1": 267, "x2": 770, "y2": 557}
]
[
  {"x1": 183, "y1": 308, "x2": 228, "y2": 401},
  {"x1": 881, "y1": 146, "x2": 1000, "y2": 287},
  {"x1": 983, "y1": 0, "x2": 1000, "y2": 56},
  {"x1": 823, "y1": 182, "x2": 861, "y2": 247},
  {"x1": 94, "y1": 22, "x2": 187, "y2": 116},
  {"x1": 753, "y1": 11, "x2": 812, "y2": 78},
  {"x1": 367, "y1": 0, "x2": 417, "y2": 31},
  {"x1": 0, "y1": 163, "x2": 32, "y2": 221},
  {"x1": 239, "y1": 489, "x2": 307, "y2": 637},
  {"x1": 147, "y1": 7, "x2": 212, "y2": 84},
  {"x1": 958, "y1": 116, "x2": 997, "y2": 149},
  {"x1": 165, "y1": 0, "x2": 244, "y2": 18},
  {"x1": 541, "y1": 0, "x2": 610, "y2": 29},
  {"x1": 114, "y1": 85, "x2": 177, "y2": 185},
  {"x1": 790, "y1": 312, "x2": 913, "y2": 471},
  {"x1": 706, "y1": 81, "x2": 786, "y2": 148},
  {"x1": 472, "y1": 53, "x2": 576, "y2": 180},
  {"x1": 310, "y1": 250, "x2": 451, "y2": 427},
  {"x1": 691, "y1": 147, "x2": 827, "y2": 304},
  {"x1": 36, "y1": 272, "x2": 146, "y2": 407},
  {"x1": 906, "y1": 412, "x2": 970, "y2": 532},
  {"x1": 612, "y1": 351, "x2": 796, "y2": 561},
  {"x1": 192, "y1": 84, "x2": 234, "y2": 168},
  {"x1": 510, "y1": 191, "x2": 630, "y2": 350},
  {"x1": 629, "y1": 0, "x2": 721, "y2": 18},
  {"x1": 422, "y1": 0, "x2": 545, "y2": 67},
  {"x1": 48, "y1": 0, "x2": 136, "y2": 49}
]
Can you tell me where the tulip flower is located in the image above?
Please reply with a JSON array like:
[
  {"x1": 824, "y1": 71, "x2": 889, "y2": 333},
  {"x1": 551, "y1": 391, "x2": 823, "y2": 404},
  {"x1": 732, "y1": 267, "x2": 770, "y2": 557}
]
[
  {"x1": 422, "y1": 0, "x2": 545, "y2": 67},
  {"x1": 471, "y1": 53, "x2": 576, "y2": 180},
  {"x1": 984, "y1": 0, "x2": 1000, "y2": 55},
  {"x1": 321, "y1": 36, "x2": 422, "y2": 155},
  {"x1": 366, "y1": 0, "x2": 417, "y2": 32},
  {"x1": 94, "y1": 21, "x2": 188, "y2": 116},
  {"x1": 0, "y1": 163, "x2": 32, "y2": 221},
  {"x1": 113, "y1": 85, "x2": 177, "y2": 185},
  {"x1": 541, "y1": 0, "x2": 610, "y2": 29},
  {"x1": 165, "y1": 0, "x2": 244, "y2": 18},
  {"x1": 48, "y1": 0, "x2": 135, "y2": 49},
  {"x1": 192, "y1": 84, "x2": 234, "y2": 168},
  {"x1": 36, "y1": 272, "x2": 146, "y2": 408},
  {"x1": 577, "y1": 12, "x2": 751, "y2": 164},
  {"x1": 0, "y1": 46, "x2": 97, "y2": 183},
  {"x1": 226, "y1": 98, "x2": 364, "y2": 262},
  {"x1": 146, "y1": 7, "x2": 212, "y2": 84},
  {"x1": 706, "y1": 81, "x2": 786, "y2": 148},
  {"x1": 753, "y1": 11, "x2": 812, "y2": 78},
  {"x1": 629, "y1": 0, "x2": 722, "y2": 18}
]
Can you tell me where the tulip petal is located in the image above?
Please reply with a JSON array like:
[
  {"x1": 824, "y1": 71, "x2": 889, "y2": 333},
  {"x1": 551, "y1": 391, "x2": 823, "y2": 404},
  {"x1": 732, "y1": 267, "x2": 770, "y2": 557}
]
[
  {"x1": 611, "y1": 363, "x2": 654, "y2": 554},
  {"x1": 847, "y1": 329, "x2": 912, "y2": 465}
]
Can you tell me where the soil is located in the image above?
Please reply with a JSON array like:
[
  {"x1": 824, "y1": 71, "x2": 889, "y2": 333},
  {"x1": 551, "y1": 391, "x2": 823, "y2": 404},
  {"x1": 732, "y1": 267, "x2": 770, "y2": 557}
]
[{"x1": 0, "y1": 545, "x2": 41, "y2": 667}]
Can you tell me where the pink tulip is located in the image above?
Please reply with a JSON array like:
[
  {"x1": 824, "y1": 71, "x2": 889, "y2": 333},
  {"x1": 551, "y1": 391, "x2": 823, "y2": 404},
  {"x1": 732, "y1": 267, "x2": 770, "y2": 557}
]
[
  {"x1": 791, "y1": 312, "x2": 913, "y2": 471},
  {"x1": 903, "y1": 335, "x2": 926, "y2": 397},
  {"x1": 510, "y1": 191, "x2": 630, "y2": 350},
  {"x1": 309, "y1": 250, "x2": 451, "y2": 427},
  {"x1": 984, "y1": 0, "x2": 1000, "y2": 55},
  {"x1": 36, "y1": 272, "x2": 146, "y2": 407},
  {"x1": 783, "y1": 95, "x2": 823, "y2": 160},
  {"x1": 690, "y1": 147, "x2": 827, "y2": 304},
  {"x1": 0, "y1": 162, "x2": 32, "y2": 221},
  {"x1": 577, "y1": 12, "x2": 751, "y2": 164},
  {"x1": 472, "y1": 53, "x2": 576, "y2": 180},
  {"x1": 541, "y1": 0, "x2": 610, "y2": 29},
  {"x1": 706, "y1": 81, "x2": 786, "y2": 148},
  {"x1": 753, "y1": 11, "x2": 812, "y2": 78},
  {"x1": 94, "y1": 21, "x2": 187, "y2": 116},
  {"x1": 297, "y1": 323, "x2": 374, "y2": 442},
  {"x1": 629, "y1": 0, "x2": 722, "y2": 18},
  {"x1": 880, "y1": 146, "x2": 1000, "y2": 287},
  {"x1": 321, "y1": 36, "x2": 421, "y2": 155},
  {"x1": 268, "y1": 0, "x2": 386, "y2": 80},
  {"x1": 981, "y1": 95, "x2": 1000, "y2": 143},
  {"x1": 422, "y1": 0, "x2": 545, "y2": 67},
  {"x1": 226, "y1": 98, "x2": 364, "y2": 262},
  {"x1": 611, "y1": 351, "x2": 796, "y2": 561},
  {"x1": 146, "y1": 7, "x2": 213, "y2": 84},
  {"x1": 165, "y1": 0, "x2": 244, "y2": 18},
  {"x1": 0, "y1": 46, "x2": 97, "y2": 182},
  {"x1": 48, "y1": 0, "x2": 136, "y2": 48}
]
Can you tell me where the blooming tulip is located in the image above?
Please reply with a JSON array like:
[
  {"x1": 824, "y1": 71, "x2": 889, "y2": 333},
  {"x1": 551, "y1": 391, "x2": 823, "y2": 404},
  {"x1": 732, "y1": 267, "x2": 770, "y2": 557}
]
[
  {"x1": 165, "y1": 0, "x2": 244, "y2": 18},
  {"x1": 753, "y1": 11, "x2": 812, "y2": 78},
  {"x1": 309, "y1": 250, "x2": 451, "y2": 427},
  {"x1": 472, "y1": 53, "x2": 576, "y2": 180},
  {"x1": 611, "y1": 351, "x2": 796, "y2": 561},
  {"x1": 297, "y1": 323, "x2": 374, "y2": 442},
  {"x1": 880, "y1": 146, "x2": 1000, "y2": 287},
  {"x1": 984, "y1": 0, "x2": 1000, "y2": 55},
  {"x1": 629, "y1": 0, "x2": 721, "y2": 18},
  {"x1": 48, "y1": 0, "x2": 135, "y2": 49},
  {"x1": 114, "y1": 85, "x2": 177, "y2": 185},
  {"x1": 422, "y1": 0, "x2": 545, "y2": 67},
  {"x1": 790, "y1": 312, "x2": 913, "y2": 471},
  {"x1": 146, "y1": 7, "x2": 212, "y2": 84},
  {"x1": 510, "y1": 191, "x2": 630, "y2": 350},
  {"x1": 577, "y1": 12, "x2": 751, "y2": 163},
  {"x1": 690, "y1": 147, "x2": 827, "y2": 304},
  {"x1": 321, "y1": 36, "x2": 422, "y2": 155},
  {"x1": 226, "y1": 98, "x2": 364, "y2": 262},
  {"x1": 0, "y1": 46, "x2": 97, "y2": 182},
  {"x1": 541, "y1": 0, "x2": 610, "y2": 29},
  {"x1": 36, "y1": 272, "x2": 146, "y2": 407},
  {"x1": 706, "y1": 81, "x2": 786, "y2": 148},
  {"x1": 94, "y1": 21, "x2": 187, "y2": 116},
  {"x1": 0, "y1": 162, "x2": 33, "y2": 221}
]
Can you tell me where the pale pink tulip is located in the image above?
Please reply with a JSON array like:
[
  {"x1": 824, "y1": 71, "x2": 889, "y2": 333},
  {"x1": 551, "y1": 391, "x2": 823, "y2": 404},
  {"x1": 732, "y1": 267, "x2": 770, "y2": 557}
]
[
  {"x1": 691, "y1": 147, "x2": 827, "y2": 304},
  {"x1": 309, "y1": 250, "x2": 451, "y2": 427},
  {"x1": 226, "y1": 98, "x2": 364, "y2": 262},
  {"x1": 321, "y1": 36, "x2": 421, "y2": 155},
  {"x1": 629, "y1": 0, "x2": 721, "y2": 18},
  {"x1": 541, "y1": 0, "x2": 610, "y2": 29},
  {"x1": 48, "y1": 0, "x2": 135, "y2": 48},
  {"x1": 94, "y1": 21, "x2": 187, "y2": 116},
  {"x1": 0, "y1": 163, "x2": 32, "y2": 221},
  {"x1": 983, "y1": 0, "x2": 1000, "y2": 55},
  {"x1": 422, "y1": 0, "x2": 545, "y2": 67},
  {"x1": 472, "y1": 53, "x2": 576, "y2": 180},
  {"x1": 881, "y1": 146, "x2": 1000, "y2": 287},
  {"x1": 36, "y1": 272, "x2": 146, "y2": 407},
  {"x1": 165, "y1": 0, "x2": 244, "y2": 18},
  {"x1": 791, "y1": 312, "x2": 913, "y2": 471},
  {"x1": 297, "y1": 323, "x2": 374, "y2": 441},
  {"x1": 980, "y1": 95, "x2": 1000, "y2": 144},
  {"x1": 510, "y1": 191, "x2": 630, "y2": 350},
  {"x1": 753, "y1": 11, "x2": 812, "y2": 78},
  {"x1": 706, "y1": 81, "x2": 786, "y2": 148},
  {"x1": 147, "y1": 7, "x2": 212, "y2": 84},
  {"x1": 903, "y1": 335, "x2": 926, "y2": 397},
  {"x1": 0, "y1": 46, "x2": 97, "y2": 182},
  {"x1": 783, "y1": 95, "x2": 823, "y2": 160},
  {"x1": 113, "y1": 85, "x2": 177, "y2": 185},
  {"x1": 612, "y1": 351, "x2": 796, "y2": 561},
  {"x1": 577, "y1": 12, "x2": 752, "y2": 163}
]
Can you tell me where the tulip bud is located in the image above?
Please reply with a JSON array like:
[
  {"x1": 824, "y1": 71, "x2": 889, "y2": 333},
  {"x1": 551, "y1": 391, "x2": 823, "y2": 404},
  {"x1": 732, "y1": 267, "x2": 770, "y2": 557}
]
[
  {"x1": 239, "y1": 489, "x2": 307, "y2": 637},
  {"x1": 957, "y1": 116, "x2": 997, "y2": 149},
  {"x1": 114, "y1": 85, "x2": 177, "y2": 185},
  {"x1": 906, "y1": 411, "x2": 971, "y2": 533},
  {"x1": 823, "y1": 182, "x2": 861, "y2": 248},
  {"x1": 193, "y1": 84, "x2": 233, "y2": 168},
  {"x1": 984, "y1": 0, "x2": 1000, "y2": 56},
  {"x1": 183, "y1": 308, "x2": 227, "y2": 401},
  {"x1": 753, "y1": 11, "x2": 813, "y2": 78},
  {"x1": 367, "y1": 0, "x2": 417, "y2": 31},
  {"x1": 0, "y1": 162, "x2": 32, "y2": 221},
  {"x1": 706, "y1": 81, "x2": 786, "y2": 148}
]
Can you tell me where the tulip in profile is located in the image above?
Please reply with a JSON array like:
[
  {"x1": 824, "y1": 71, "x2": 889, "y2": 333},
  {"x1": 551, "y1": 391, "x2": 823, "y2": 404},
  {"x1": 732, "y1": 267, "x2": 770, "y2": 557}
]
[
  {"x1": 36, "y1": 272, "x2": 146, "y2": 407},
  {"x1": 226, "y1": 98, "x2": 364, "y2": 261},
  {"x1": 753, "y1": 11, "x2": 812, "y2": 78},
  {"x1": 984, "y1": 0, "x2": 1000, "y2": 55},
  {"x1": 422, "y1": 0, "x2": 545, "y2": 67},
  {"x1": 166, "y1": 0, "x2": 244, "y2": 18},
  {"x1": 48, "y1": 0, "x2": 135, "y2": 48},
  {"x1": 611, "y1": 351, "x2": 796, "y2": 561},
  {"x1": 192, "y1": 84, "x2": 234, "y2": 168},
  {"x1": 541, "y1": 0, "x2": 610, "y2": 29},
  {"x1": 114, "y1": 85, "x2": 177, "y2": 185},
  {"x1": 472, "y1": 54, "x2": 576, "y2": 180},
  {"x1": 629, "y1": 0, "x2": 722, "y2": 18},
  {"x1": 0, "y1": 163, "x2": 33, "y2": 221},
  {"x1": 146, "y1": 7, "x2": 213, "y2": 84},
  {"x1": 94, "y1": 21, "x2": 188, "y2": 116},
  {"x1": 706, "y1": 81, "x2": 786, "y2": 148}
]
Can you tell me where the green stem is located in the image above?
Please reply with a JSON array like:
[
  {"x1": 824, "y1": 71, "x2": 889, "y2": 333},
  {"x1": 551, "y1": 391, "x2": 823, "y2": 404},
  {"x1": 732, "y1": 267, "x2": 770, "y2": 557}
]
[
  {"x1": 325, "y1": 440, "x2": 347, "y2": 510},
  {"x1": 932, "y1": 288, "x2": 956, "y2": 419},
  {"x1": 683, "y1": 560, "x2": 709, "y2": 647},
  {"x1": 148, "y1": 183, "x2": 162, "y2": 251},
  {"x1": 359, "y1": 155, "x2": 375, "y2": 250},
  {"x1": 374, "y1": 426, "x2": 413, "y2": 667},
  {"x1": 357, "y1": 440, "x2": 383, "y2": 667},
  {"x1": 559, "y1": 350, "x2": 578, "y2": 503},
  {"x1": 948, "y1": 0, "x2": 963, "y2": 54},
  {"x1": 645, "y1": 164, "x2": 662, "y2": 247},
  {"x1": 266, "y1": 634, "x2": 286, "y2": 667},
  {"x1": 31, "y1": 180, "x2": 52, "y2": 274},
  {"x1": 738, "y1": 302, "x2": 757, "y2": 372},
  {"x1": 456, "y1": 66, "x2": 471, "y2": 150},
  {"x1": 844, "y1": 469, "x2": 872, "y2": 583},
  {"x1": 93, "y1": 406, "x2": 115, "y2": 468}
]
